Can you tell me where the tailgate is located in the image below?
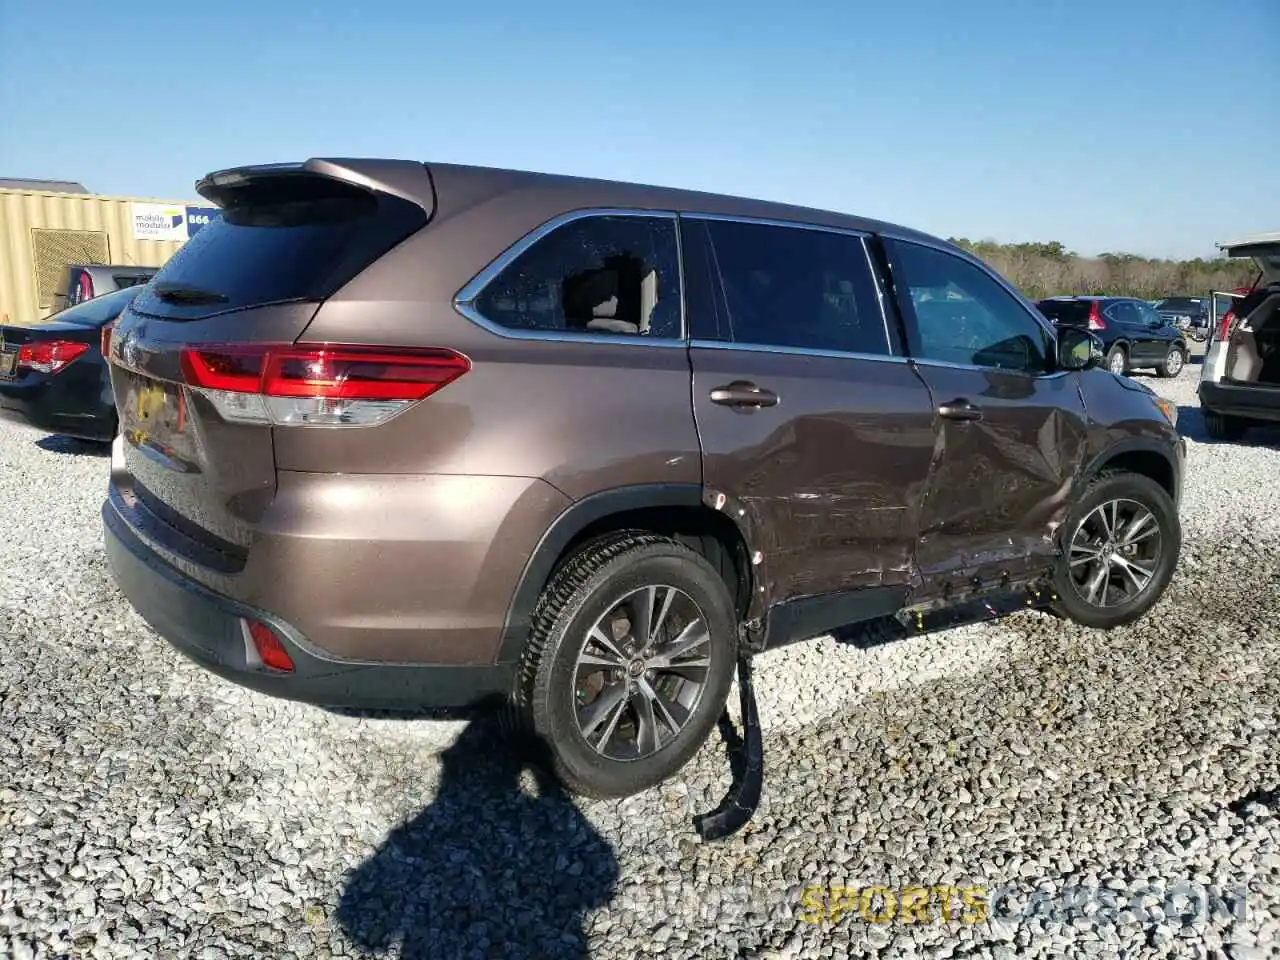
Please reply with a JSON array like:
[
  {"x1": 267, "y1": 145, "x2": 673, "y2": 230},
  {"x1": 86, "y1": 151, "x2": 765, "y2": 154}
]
[
  {"x1": 105, "y1": 160, "x2": 435, "y2": 558},
  {"x1": 107, "y1": 303, "x2": 321, "y2": 551}
]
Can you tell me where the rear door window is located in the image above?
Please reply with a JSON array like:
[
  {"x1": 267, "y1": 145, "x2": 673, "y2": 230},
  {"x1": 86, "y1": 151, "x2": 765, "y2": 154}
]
[
  {"x1": 470, "y1": 214, "x2": 682, "y2": 339},
  {"x1": 130, "y1": 174, "x2": 429, "y2": 321},
  {"x1": 696, "y1": 218, "x2": 889, "y2": 355}
]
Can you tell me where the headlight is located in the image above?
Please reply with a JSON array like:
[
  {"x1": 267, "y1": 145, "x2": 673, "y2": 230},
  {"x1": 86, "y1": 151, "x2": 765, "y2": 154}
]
[{"x1": 1154, "y1": 397, "x2": 1178, "y2": 427}]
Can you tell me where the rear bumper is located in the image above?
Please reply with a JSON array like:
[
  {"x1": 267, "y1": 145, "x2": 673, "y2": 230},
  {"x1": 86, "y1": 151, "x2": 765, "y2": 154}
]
[
  {"x1": 0, "y1": 371, "x2": 117, "y2": 441},
  {"x1": 1198, "y1": 380, "x2": 1280, "y2": 423},
  {"x1": 102, "y1": 496, "x2": 517, "y2": 711}
]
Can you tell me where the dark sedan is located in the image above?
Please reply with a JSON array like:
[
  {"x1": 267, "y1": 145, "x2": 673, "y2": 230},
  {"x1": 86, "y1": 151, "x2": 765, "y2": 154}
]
[
  {"x1": 1034, "y1": 295, "x2": 1189, "y2": 378},
  {"x1": 0, "y1": 285, "x2": 140, "y2": 442}
]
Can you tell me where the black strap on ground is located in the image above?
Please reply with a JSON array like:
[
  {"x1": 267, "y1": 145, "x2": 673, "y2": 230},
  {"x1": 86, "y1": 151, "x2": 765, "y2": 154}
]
[{"x1": 692, "y1": 656, "x2": 763, "y2": 842}]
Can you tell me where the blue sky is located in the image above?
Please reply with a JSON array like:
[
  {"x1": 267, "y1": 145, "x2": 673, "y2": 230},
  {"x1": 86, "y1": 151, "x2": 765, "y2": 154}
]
[{"x1": 2, "y1": 0, "x2": 1276, "y2": 259}]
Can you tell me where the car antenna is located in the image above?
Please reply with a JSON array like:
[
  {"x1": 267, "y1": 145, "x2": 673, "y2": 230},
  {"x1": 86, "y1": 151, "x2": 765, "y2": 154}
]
[{"x1": 691, "y1": 656, "x2": 764, "y2": 841}]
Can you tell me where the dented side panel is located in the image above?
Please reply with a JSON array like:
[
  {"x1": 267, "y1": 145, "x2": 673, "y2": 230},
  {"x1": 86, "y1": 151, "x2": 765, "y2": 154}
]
[
  {"x1": 910, "y1": 364, "x2": 1089, "y2": 596},
  {"x1": 689, "y1": 347, "x2": 937, "y2": 614}
]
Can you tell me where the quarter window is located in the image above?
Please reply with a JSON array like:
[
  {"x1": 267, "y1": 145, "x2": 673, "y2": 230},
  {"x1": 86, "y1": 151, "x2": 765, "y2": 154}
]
[
  {"x1": 699, "y1": 219, "x2": 889, "y2": 355},
  {"x1": 471, "y1": 214, "x2": 681, "y2": 339},
  {"x1": 887, "y1": 239, "x2": 1050, "y2": 373}
]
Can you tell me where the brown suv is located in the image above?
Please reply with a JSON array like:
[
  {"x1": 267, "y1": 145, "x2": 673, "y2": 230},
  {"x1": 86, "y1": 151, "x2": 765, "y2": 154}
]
[{"x1": 101, "y1": 158, "x2": 1186, "y2": 800}]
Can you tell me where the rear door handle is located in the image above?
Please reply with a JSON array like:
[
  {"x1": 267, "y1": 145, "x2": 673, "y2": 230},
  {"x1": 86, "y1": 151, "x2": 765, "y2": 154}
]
[
  {"x1": 937, "y1": 398, "x2": 983, "y2": 422},
  {"x1": 709, "y1": 381, "x2": 779, "y2": 408}
]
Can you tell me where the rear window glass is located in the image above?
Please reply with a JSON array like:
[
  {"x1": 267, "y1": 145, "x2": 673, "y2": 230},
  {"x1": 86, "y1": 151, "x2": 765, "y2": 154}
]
[
  {"x1": 50, "y1": 284, "x2": 141, "y2": 326},
  {"x1": 130, "y1": 175, "x2": 428, "y2": 320},
  {"x1": 1155, "y1": 298, "x2": 1203, "y2": 311},
  {"x1": 1035, "y1": 300, "x2": 1092, "y2": 324}
]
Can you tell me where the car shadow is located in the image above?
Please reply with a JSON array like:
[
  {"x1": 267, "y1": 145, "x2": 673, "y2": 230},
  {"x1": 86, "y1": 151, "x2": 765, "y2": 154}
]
[
  {"x1": 1176, "y1": 405, "x2": 1280, "y2": 447},
  {"x1": 35, "y1": 434, "x2": 111, "y2": 457},
  {"x1": 336, "y1": 714, "x2": 619, "y2": 959}
]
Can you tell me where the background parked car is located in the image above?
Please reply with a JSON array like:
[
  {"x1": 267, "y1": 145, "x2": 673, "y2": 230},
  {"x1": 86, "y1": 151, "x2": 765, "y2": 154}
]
[
  {"x1": 1154, "y1": 296, "x2": 1213, "y2": 332},
  {"x1": 1199, "y1": 233, "x2": 1280, "y2": 440},
  {"x1": 1035, "y1": 295, "x2": 1189, "y2": 377},
  {"x1": 0, "y1": 284, "x2": 140, "y2": 442},
  {"x1": 52, "y1": 263, "x2": 158, "y2": 314}
]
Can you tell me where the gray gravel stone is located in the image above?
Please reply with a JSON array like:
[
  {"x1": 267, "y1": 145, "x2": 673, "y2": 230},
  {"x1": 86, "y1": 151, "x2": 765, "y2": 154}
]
[{"x1": 0, "y1": 350, "x2": 1278, "y2": 957}]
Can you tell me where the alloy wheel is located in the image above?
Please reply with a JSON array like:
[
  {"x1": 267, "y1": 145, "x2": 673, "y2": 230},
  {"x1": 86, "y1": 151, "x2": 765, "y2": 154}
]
[
  {"x1": 1109, "y1": 351, "x2": 1125, "y2": 375},
  {"x1": 1166, "y1": 349, "x2": 1183, "y2": 376},
  {"x1": 1067, "y1": 498, "x2": 1163, "y2": 608},
  {"x1": 572, "y1": 585, "x2": 712, "y2": 761}
]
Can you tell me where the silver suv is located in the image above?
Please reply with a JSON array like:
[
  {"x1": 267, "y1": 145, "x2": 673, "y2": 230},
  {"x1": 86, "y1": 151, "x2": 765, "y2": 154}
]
[{"x1": 1198, "y1": 233, "x2": 1280, "y2": 441}]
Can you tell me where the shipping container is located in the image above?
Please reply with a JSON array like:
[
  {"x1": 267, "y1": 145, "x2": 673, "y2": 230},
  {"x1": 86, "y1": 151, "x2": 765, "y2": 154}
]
[{"x1": 0, "y1": 187, "x2": 216, "y2": 326}]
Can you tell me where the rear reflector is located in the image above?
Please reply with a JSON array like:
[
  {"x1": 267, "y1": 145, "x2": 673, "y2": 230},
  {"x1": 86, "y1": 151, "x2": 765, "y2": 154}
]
[
  {"x1": 245, "y1": 619, "x2": 295, "y2": 672},
  {"x1": 101, "y1": 322, "x2": 115, "y2": 358},
  {"x1": 18, "y1": 340, "x2": 90, "y2": 374},
  {"x1": 179, "y1": 343, "x2": 470, "y2": 427}
]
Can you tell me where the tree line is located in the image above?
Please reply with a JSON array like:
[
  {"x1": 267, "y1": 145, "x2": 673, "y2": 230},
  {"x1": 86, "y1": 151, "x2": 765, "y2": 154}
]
[{"x1": 948, "y1": 238, "x2": 1256, "y2": 302}]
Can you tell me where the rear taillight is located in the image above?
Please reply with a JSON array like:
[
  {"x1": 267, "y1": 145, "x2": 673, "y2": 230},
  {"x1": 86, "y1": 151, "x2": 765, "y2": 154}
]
[
  {"x1": 1087, "y1": 302, "x2": 1106, "y2": 331},
  {"x1": 1215, "y1": 310, "x2": 1236, "y2": 342},
  {"x1": 18, "y1": 340, "x2": 90, "y2": 374},
  {"x1": 77, "y1": 272, "x2": 94, "y2": 304},
  {"x1": 100, "y1": 322, "x2": 114, "y2": 358},
  {"x1": 179, "y1": 343, "x2": 471, "y2": 427}
]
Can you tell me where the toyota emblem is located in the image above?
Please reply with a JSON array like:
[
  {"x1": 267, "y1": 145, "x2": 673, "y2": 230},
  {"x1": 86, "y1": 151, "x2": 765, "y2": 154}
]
[{"x1": 120, "y1": 329, "x2": 140, "y2": 368}]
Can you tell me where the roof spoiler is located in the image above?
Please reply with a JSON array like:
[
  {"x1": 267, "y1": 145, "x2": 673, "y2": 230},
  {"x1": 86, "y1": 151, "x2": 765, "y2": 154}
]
[
  {"x1": 1216, "y1": 232, "x2": 1280, "y2": 258},
  {"x1": 195, "y1": 158, "x2": 436, "y2": 215}
]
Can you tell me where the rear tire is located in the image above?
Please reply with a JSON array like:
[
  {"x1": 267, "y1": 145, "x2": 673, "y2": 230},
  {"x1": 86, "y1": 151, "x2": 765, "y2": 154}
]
[
  {"x1": 1105, "y1": 345, "x2": 1128, "y2": 376},
  {"x1": 1157, "y1": 345, "x2": 1186, "y2": 379},
  {"x1": 1050, "y1": 471, "x2": 1180, "y2": 630},
  {"x1": 1203, "y1": 409, "x2": 1247, "y2": 442},
  {"x1": 515, "y1": 531, "x2": 737, "y2": 799}
]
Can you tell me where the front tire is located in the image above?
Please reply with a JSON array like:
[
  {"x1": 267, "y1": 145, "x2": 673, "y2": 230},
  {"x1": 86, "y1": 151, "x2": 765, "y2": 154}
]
[
  {"x1": 1050, "y1": 471, "x2": 1180, "y2": 630},
  {"x1": 516, "y1": 532, "x2": 738, "y2": 799}
]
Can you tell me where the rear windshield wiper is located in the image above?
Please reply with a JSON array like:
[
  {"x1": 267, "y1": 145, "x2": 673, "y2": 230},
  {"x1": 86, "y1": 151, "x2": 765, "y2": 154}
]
[{"x1": 152, "y1": 283, "x2": 229, "y2": 305}]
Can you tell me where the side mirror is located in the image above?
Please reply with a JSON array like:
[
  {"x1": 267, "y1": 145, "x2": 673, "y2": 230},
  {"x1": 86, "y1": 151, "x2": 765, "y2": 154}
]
[{"x1": 1058, "y1": 327, "x2": 1104, "y2": 371}]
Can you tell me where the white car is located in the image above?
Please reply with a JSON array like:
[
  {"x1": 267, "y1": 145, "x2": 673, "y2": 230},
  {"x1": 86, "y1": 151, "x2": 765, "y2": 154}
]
[{"x1": 1198, "y1": 233, "x2": 1280, "y2": 441}]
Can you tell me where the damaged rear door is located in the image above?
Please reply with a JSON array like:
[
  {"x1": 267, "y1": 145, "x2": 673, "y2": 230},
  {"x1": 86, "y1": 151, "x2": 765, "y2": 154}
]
[
  {"x1": 682, "y1": 215, "x2": 938, "y2": 624},
  {"x1": 878, "y1": 236, "x2": 1089, "y2": 593}
]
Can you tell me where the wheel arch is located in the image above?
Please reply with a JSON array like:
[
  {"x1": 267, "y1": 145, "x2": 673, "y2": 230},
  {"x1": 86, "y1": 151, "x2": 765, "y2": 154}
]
[
  {"x1": 1107, "y1": 338, "x2": 1132, "y2": 355},
  {"x1": 496, "y1": 483, "x2": 753, "y2": 662},
  {"x1": 1080, "y1": 438, "x2": 1179, "y2": 502}
]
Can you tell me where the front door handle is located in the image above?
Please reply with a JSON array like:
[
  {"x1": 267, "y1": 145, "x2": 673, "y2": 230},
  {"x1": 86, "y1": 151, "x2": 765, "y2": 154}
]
[
  {"x1": 709, "y1": 381, "x2": 779, "y2": 408},
  {"x1": 937, "y1": 398, "x2": 983, "y2": 422}
]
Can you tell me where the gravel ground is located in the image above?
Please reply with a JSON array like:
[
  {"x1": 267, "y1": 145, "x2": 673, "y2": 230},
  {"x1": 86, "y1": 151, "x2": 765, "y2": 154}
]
[{"x1": 2, "y1": 348, "x2": 1279, "y2": 960}]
